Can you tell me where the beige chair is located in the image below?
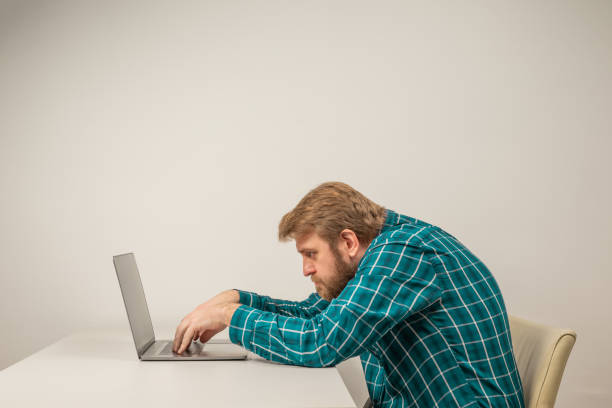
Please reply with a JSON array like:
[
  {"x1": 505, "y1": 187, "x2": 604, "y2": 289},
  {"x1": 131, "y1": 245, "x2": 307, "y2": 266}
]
[
  {"x1": 337, "y1": 315, "x2": 576, "y2": 408},
  {"x1": 509, "y1": 315, "x2": 577, "y2": 408}
]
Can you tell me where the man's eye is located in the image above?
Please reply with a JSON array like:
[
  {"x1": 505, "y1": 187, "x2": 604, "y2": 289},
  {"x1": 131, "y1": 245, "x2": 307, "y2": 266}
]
[{"x1": 306, "y1": 252, "x2": 315, "y2": 258}]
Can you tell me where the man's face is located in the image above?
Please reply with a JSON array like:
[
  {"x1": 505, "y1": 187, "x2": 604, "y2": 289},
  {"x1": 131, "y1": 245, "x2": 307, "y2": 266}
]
[{"x1": 295, "y1": 231, "x2": 358, "y2": 301}]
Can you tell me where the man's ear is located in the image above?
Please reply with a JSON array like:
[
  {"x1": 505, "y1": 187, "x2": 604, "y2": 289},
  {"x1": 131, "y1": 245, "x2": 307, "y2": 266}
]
[{"x1": 339, "y1": 229, "x2": 360, "y2": 257}]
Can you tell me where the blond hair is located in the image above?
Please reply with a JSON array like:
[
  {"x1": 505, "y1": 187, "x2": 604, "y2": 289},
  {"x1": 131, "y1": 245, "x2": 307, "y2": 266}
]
[{"x1": 278, "y1": 182, "x2": 387, "y2": 247}]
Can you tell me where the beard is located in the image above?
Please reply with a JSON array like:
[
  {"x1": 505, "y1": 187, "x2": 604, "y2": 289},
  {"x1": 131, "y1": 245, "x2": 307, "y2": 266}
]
[{"x1": 316, "y1": 248, "x2": 359, "y2": 301}]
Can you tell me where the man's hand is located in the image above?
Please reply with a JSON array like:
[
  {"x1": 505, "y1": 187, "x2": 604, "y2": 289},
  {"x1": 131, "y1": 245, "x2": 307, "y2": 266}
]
[
  {"x1": 201, "y1": 289, "x2": 240, "y2": 308},
  {"x1": 172, "y1": 290, "x2": 241, "y2": 354}
]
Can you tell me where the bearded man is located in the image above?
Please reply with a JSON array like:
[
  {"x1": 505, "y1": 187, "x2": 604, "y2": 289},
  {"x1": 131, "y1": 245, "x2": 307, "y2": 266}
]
[{"x1": 173, "y1": 182, "x2": 525, "y2": 408}]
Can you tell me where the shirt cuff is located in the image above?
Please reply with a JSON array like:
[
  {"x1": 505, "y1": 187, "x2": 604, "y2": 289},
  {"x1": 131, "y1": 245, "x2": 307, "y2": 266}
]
[
  {"x1": 229, "y1": 304, "x2": 259, "y2": 347},
  {"x1": 233, "y1": 289, "x2": 263, "y2": 309}
]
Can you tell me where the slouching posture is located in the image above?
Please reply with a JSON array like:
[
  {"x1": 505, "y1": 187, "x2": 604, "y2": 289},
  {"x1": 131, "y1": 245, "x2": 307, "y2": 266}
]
[{"x1": 173, "y1": 183, "x2": 524, "y2": 407}]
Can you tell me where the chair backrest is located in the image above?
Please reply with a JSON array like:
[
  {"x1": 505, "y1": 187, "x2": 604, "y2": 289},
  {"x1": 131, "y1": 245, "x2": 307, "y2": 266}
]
[
  {"x1": 509, "y1": 315, "x2": 577, "y2": 408},
  {"x1": 336, "y1": 356, "x2": 372, "y2": 408}
]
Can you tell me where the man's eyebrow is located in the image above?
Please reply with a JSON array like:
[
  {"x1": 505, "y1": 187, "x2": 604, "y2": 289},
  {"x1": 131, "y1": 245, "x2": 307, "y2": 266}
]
[{"x1": 297, "y1": 248, "x2": 317, "y2": 253}]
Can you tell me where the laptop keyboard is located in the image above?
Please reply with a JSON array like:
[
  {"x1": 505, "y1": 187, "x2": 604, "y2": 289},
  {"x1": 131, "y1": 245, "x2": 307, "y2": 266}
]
[{"x1": 160, "y1": 342, "x2": 202, "y2": 356}]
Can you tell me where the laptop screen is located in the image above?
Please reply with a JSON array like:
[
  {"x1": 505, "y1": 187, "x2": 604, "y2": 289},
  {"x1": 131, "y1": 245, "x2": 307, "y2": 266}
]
[{"x1": 113, "y1": 253, "x2": 155, "y2": 356}]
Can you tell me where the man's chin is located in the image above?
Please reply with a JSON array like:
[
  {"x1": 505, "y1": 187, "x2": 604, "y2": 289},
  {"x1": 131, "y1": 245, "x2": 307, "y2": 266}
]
[{"x1": 315, "y1": 286, "x2": 331, "y2": 301}]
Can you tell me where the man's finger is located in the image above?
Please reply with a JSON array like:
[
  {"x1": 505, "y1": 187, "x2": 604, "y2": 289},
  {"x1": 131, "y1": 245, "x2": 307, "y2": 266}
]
[
  {"x1": 178, "y1": 326, "x2": 195, "y2": 354},
  {"x1": 173, "y1": 320, "x2": 188, "y2": 352},
  {"x1": 199, "y1": 330, "x2": 215, "y2": 344}
]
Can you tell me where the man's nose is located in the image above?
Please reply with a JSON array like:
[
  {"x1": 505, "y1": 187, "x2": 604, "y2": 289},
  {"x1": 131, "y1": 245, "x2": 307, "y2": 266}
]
[{"x1": 303, "y1": 261, "x2": 315, "y2": 277}]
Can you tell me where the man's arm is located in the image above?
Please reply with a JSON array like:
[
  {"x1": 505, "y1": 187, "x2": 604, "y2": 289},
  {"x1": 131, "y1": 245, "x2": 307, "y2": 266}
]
[
  {"x1": 172, "y1": 290, "x2": 328, "y2": 353},
  {"x1": 227, "y1": 242, "x2": 442, "y2": 367},
  {"x1": 235, "y1": 290, "x2": 330, "y2": 319}
]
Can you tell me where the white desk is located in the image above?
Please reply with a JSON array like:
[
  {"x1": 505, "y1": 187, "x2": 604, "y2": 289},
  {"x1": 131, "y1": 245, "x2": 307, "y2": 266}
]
[{"x1": 0, "y1": 330, "x2": 355, "y2": 407}]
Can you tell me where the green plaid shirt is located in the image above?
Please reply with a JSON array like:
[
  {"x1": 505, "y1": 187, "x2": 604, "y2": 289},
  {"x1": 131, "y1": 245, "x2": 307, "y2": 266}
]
[{"x1": 229, "y1": 209, "x2": 524, "y2": 407}]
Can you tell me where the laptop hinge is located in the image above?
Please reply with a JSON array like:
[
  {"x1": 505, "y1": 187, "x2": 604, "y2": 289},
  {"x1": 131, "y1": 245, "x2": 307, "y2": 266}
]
[{"x1": 139, "y1": 338, "x2": 156, "y2": 358}]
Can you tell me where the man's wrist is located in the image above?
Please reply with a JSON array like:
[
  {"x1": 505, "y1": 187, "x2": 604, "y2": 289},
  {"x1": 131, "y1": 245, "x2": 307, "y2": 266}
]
[
  {"x1": 221, "y1": 289, "x2": 240, "y2": 304},
  {"x1": 222, "y1": 302, "x2": 241, "y2": 326}
]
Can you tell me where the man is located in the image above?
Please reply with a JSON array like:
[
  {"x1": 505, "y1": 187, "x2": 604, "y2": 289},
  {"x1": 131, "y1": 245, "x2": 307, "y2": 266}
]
[{"x1": 173, "y1": 182, "x2": 525, "y2": 407}]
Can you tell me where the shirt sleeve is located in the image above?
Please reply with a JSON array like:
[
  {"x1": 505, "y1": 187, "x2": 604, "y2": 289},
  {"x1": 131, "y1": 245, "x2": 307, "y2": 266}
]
[
  {"x1": 229, "y1": 242, "x2": 442, "y2": 367},
  {"x1": 234, "y1": 289, "x2": 330, "y2": 319}
]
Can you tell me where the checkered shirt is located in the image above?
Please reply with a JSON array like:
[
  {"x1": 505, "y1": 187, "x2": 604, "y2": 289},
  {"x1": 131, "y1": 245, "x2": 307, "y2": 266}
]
[{"x1": 229, "y1": 209, "x2": 525, "y2": 407}]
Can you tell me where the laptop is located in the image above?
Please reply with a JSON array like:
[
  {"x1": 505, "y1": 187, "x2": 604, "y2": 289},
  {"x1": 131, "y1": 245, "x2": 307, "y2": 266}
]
[{"x1": 113, "y1": 252, "x2": 248, "y2": 361}]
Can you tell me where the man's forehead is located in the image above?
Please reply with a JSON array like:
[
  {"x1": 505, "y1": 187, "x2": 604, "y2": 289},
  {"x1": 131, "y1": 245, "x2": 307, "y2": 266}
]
[{"x1": 295, "y1": 231, "x2": 323, "y2": 251}]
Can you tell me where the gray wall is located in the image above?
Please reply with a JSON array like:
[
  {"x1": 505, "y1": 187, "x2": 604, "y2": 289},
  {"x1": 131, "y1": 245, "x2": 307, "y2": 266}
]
[{"x1": 1, "y1": 1, "x2": 610, "y2": 406}]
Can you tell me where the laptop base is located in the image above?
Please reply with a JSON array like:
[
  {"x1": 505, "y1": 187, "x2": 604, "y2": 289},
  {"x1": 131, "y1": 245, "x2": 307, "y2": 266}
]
[{"x1": 140, "y1": 340, "x2": 248, "y2": 361}]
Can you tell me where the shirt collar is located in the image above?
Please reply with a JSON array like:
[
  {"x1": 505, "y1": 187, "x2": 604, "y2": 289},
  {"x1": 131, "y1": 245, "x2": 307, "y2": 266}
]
[{"x1": 380, "y1": 208, "x2": 400, "y2": 235}]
